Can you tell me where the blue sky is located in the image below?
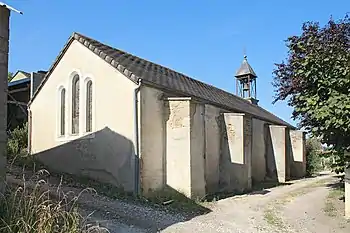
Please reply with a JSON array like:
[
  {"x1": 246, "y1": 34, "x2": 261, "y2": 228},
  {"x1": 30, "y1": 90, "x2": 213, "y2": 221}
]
[{"x1": 5, "y1": 0, "x2": 349, "y2": 125}]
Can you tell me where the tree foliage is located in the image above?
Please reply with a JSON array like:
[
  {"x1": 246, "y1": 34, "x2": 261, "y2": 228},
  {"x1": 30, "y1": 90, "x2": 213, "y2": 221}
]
[
  {"x1": 8, "y1": 72, "x2": 13, "y2": 81},
  {"x1": 305, "y1": 137, "x2": 323, "y2": 176},
  {"x1": 272, "y1": 15, "x2": 350, "y2": 172}
]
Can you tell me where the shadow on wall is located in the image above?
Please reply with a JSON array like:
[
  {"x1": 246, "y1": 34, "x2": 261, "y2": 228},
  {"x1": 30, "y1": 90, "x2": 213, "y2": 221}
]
[
  {"x1": 214, "y1": 118, "x2": 285, "y2": 201},
  {"x1": 147, "y1": 185, "x2": 212, "y2": 218},
  {"x1": 218, "y1": 115, "x2": 250, "y2": 195},
  {"x1": 34, "y1": 127, "x2": 136, "y2": 193},
  {"x1": 33, "y1": 126, "x2": 212, "y2": 229},
  {"x1": 286, "y1": 131, "x2": 305, "y2": 180},
  {"x1": 264, "y1": 124, "x2": 279, "y2": 183}
]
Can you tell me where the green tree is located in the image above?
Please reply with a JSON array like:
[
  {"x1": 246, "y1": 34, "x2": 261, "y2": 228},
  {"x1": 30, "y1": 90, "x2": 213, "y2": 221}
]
[
  {"x1": 8, "y1": 72, "x2": 13, "y2": 81},
  {"x1": 305, "y1": 137, "x2": 323, "y2": 176},
  {"x1": 272, "y1": 15, "x2": 350, "y2": 173}
]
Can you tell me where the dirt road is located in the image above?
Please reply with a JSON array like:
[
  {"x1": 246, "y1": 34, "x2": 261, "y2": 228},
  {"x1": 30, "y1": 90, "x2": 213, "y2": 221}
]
[
  {"x1": 7, "y1": 167, "x2": 350, "y2": 233},
  {"x1": 162, "y1": 174, "x2": 349, "y2": 233}
]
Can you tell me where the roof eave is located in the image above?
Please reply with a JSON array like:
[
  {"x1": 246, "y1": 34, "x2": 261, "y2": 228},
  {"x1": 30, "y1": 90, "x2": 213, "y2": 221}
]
[
  {"x1": 73, "y1": 33, "x2": 140, "y2": 84},
  {"x1": 29, "y1": 32, "x2": 142, "y2": 107},
  {"x1": 141, "y1": 80, "x2": 294, "y2": 128},
  {"x1": 28, "y1": 35, "x2": 76, "y2": 106}
]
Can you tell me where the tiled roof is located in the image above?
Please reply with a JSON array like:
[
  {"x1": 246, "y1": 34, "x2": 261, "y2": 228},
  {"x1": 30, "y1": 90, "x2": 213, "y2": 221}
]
[
  {"x1": 235, "y1": 56, "x2": 257, "y2": 78},
  {"x1": 30, "y1": 32, "x2": 294, "y2": 128}
]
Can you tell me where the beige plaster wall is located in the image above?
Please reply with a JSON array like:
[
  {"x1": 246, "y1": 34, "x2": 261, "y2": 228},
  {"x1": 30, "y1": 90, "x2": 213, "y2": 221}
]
[
  {"x1": 28, "y1": 36, "x2": 299, "y2": 197},
  {"x1": 30, "y1": 40, "x2": 138, "y2": 192},
  {"x1": 165, "y1": 100, "x2": 191, "y2": 197},
  {"x1": 266, "y1": 125, "x2": 287, "y2": 183},
  {"x1": 165, "y1": 99, "x2": 205, "y2": 198},
  {"x1": 244, "y1": 116, "x2": 253, "y2": 189},
  {"x1": 288, "y1": 130, "x2": 306, "y2": 179},
  {"x1": 220, "y1": 113, "x2": 252, "y2": 193},
  {"x1": 190, "y1": 101, "x2": 206, "y2": 198},
  {"x1": 139, "y1": 86, "x2": 165, "y2": 193},
  {"x1": 204, "y1": 104, "x2": 222, "y2": 194},
  {"x1": 251, "y1": 118, "x2": 266, "y2": 183},
  {"x1": 0, "y1": 6, "x2": 9, "y2": 192}
]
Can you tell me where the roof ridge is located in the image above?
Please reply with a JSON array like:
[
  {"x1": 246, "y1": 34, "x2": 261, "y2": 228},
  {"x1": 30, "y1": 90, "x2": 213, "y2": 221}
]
[
  {"x1": 74, "y1": 34, "x2": 248, "y2": 102},
  {"x1": 30, "y1": 32, "x2": 294, "y2": 128},
  {"x1": 74, "y1": 32, "x2": 198, "y2": 83},
  {"x1": 73, "y1": 33, "x2": 290, "y2": 125}
]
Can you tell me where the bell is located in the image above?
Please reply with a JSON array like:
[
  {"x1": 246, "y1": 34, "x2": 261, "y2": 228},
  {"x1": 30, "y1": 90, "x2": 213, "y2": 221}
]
[{"x1": 243, "y1": 83, "x2": 249, "y2": 91}]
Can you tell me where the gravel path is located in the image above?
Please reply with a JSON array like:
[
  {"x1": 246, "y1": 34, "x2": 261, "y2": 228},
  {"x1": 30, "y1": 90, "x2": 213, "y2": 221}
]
[
  {"x1": 160, "y1": 173, "x2": 349, "y2": 233},
  {"x1": 282, "y1": 187, "x2": 333, "y2": 232},
  {"x1": 281, "y1": 177, "x2": 350, "y2": 233},
  {"x1": 6, "y1": 166, "x2": 350, "y2": 233}
]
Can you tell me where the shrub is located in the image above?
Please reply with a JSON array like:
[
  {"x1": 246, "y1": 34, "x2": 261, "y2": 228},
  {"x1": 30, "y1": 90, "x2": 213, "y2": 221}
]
[
  {"x1": 305, "y1": 137, "x2": 323, "y2": 176},
  {"x1": 0, "y1": 169, "x2": 107, "y2": 233},
  {"x1": 6, "y1": 139, "x2": 19, "y2": 158},
  {"x1": 7, "y1": 122, "x2": 28, "y2": 159}
]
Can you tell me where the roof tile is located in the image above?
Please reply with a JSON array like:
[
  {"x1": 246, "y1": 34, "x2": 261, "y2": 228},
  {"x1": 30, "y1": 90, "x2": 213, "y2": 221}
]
[{"x1": 31, "y1": 32, "x2": 293, "y2": 128}]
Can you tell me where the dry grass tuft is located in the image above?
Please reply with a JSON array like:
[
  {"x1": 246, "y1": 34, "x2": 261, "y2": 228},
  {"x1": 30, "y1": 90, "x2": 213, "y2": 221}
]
[{"x1": 0, "y1": 168, "x2": 108, "y2": 233}]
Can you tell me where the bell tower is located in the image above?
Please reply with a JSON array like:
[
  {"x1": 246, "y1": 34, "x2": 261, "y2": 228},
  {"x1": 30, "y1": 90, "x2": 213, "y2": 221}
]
[{"x1": 235, "y1": 55, "x2": 258, "y2": 105}]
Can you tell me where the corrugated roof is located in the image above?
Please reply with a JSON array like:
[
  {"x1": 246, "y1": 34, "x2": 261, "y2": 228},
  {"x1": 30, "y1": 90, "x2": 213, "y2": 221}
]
[
  {"x1": 8, "y1": 77, "x2": 30, "y2": 87},
  {"x1": 30, "y1": 32, "x2": 294, "y2": 128}
]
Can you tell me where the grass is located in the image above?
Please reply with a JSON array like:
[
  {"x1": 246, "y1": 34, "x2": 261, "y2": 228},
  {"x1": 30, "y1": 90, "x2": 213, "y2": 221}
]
[
  {"x1": 323, "y1": 201, "x2": 337, "y2": 217},
  {"x1": 323, "y1": 181, "x2": 345, "y2": 217},
  {"x1": 8, "y1": 155, "x2": 211, "y2": 216},
  {"x1": 145, "y1": 188, "x2": 212, "y2": 215},
  {"x1": 57, "y1": 172, "x2": 211, "y2": 215},
  {"x1": 327, "y1": 187, "x2": 344, "y2": 199},
  {"x1": 0, "y1": 168, "x2": 107, "y2": 233},
  {"x1": 263, "y1": 208, "x2": 285, "y2": 229}
]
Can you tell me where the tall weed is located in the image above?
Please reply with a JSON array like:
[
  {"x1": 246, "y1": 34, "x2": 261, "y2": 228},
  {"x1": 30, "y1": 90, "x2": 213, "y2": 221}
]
[{"x1": 0, "y1": 169, "x2": 107, "y2": 233}]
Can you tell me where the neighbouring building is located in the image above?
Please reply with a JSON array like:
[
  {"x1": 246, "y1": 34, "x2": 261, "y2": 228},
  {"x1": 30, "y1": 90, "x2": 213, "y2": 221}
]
[
  {"x1": 28, "y1": 32, "x2": 306, "y2": 198},
  {"x1": 7, "y1": 70, "x2": 46, "y2": 131}
]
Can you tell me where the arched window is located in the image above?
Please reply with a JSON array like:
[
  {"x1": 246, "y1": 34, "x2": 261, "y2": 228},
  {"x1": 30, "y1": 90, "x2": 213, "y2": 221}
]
[
  {"x1": 72, "y1": 74, "x2": 80, "y2": 134},
  {"x1": 86, "y1": 80, "x2": 93, "y2": 132},
  {"x1": 60, "y1": 88, "x2": 66, "y2": 136}
]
